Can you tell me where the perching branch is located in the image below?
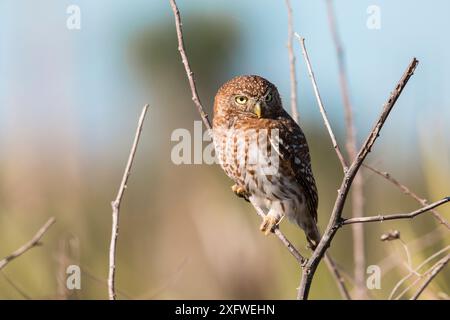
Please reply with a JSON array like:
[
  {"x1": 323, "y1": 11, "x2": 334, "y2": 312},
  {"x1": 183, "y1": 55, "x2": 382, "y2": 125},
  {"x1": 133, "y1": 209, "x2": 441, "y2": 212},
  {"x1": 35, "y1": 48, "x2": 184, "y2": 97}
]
[
  {"x1": 325, "y1": 0, "x2": 366, "y2": 298},
  {"x1": 0, "y1": 217, "x2": 56, "y2": 270},
  {"x1": 296, "y1": 34, "x2": 348, "y2": 172},
  {"x1": 341, "y1": 197, "x2": 450, "y2": 225},
  {"x1": 169, "y1": 0, "x2": 309, "y2": 267},
  {"x1": 284, "y1": 0, "x2": 299, "y2": 123},
  {"x1": 108, "y1": 104, "x2": 149, "y2": 300},
  {"x1": 252, "y1": 205, "x2": 306, "y2": 264},
  {"x1": 297, "y1": 57, "x2": 419, "y2": 300},
  {"x1": 363, "y1": 164, "x2": 450, "y2": 230}
]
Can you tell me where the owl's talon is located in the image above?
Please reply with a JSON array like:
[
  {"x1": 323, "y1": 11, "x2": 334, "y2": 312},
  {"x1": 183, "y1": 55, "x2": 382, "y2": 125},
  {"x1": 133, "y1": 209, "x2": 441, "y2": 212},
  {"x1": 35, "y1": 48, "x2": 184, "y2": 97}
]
[
  {"x1": 231, "y1": 184, "x2": 250, "y2": 201},
  {"x1": 260, "y1": 215, "x2": 280, "y2": 236}
]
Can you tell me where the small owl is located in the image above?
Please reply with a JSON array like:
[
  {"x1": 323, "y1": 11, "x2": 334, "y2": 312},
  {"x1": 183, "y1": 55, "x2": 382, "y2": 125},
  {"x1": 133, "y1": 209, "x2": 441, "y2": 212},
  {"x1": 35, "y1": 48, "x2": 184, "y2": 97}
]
[{"x1": 213, "y1": 75, "x2": 320, "y2": 247}]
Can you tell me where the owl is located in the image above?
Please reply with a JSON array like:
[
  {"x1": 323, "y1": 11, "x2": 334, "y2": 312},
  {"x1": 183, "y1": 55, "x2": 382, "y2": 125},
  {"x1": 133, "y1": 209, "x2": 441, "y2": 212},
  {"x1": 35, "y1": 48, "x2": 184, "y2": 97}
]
[{"x1": 212, "y1": 75, "x2": 320, "y2": 247}]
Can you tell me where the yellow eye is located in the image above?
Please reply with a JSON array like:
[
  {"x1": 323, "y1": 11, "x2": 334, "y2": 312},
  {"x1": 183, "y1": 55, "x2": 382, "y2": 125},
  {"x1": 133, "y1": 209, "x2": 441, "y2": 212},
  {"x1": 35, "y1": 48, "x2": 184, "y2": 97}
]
[
  {"x1": 235, "y1": 96, "x2": 248, "y2": 105},
  {"x1": 265, "y1": 93, "x2": 273, "y2": 102}
]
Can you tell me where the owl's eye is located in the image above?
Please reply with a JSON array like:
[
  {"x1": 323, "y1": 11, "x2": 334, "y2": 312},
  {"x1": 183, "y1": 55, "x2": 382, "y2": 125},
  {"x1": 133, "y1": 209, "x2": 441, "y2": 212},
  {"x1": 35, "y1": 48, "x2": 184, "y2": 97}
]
[
  {"x1": 235, "y1": 96, "x2": 248, "y2": 105},
  {"x1": 265, "y1": 93, "x2": 273, "y2": 102}
]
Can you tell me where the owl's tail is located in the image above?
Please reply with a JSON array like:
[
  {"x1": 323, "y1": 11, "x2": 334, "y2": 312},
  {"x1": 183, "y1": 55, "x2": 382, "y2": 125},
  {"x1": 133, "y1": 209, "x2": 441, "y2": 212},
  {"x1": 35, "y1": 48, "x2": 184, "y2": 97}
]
[{"x1": 305, "y1": 223, "x2": 322, "y2": 250}]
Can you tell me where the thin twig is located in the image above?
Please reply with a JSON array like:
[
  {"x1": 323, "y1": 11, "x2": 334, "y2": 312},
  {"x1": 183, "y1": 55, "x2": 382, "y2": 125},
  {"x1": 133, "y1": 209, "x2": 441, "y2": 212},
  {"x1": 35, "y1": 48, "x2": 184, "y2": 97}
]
[
  {"x1": 325, "y1": 0, "x2": 366, "y2": 298},
  {"x1": 169, "y1": 0, "x2": 212, "y2": 131},
  {"x1": 297, "y1": 58, "x2": 419, "y2": 300},
  {"x1": 399, "y1": 239, "x2": 414, "y2": 272},
  {"x1": 411, "y1": 254, "x2": 449, "y2": 300},
  {"x1": 390, "y1": 245, "x2": 449, "y2": 300},
  {"x1": 0, "y1": 217, "x2": 56, "y2": 270},
  {"x1": 341, "y1": 197, "x2": 450, "y2": 225},
  {"x1": 296, "y1": 33, "x2": 352, "y2": 299},
  {"x1": 285, "y1": 2, "x2": 349, "y2": 299},
  {"x1": 324, "y1": 254, "x2": 351, "y2": 300},
  {"x1": 363, "y1": 164, "x2": 450, "y2": 229},
  {"x1": 108, "y1": 104, "x2": 150, "y2": 300},
  {"x1": 296, "y1": 34, "x2": 348, "y2": 171},
  {"x1": 284, "y1": 0, "x2": 299, "y2": 123},
  {"x1": 378, "y1": 226, "x2": 446, "y2": 276}
]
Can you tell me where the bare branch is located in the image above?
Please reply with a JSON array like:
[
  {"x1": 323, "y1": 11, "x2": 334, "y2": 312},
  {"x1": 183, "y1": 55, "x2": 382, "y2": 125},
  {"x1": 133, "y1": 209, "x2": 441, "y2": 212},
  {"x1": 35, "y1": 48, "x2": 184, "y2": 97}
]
[
  {"x1": 296, "y1": 34, "x2": 348, "y2": 171},
  {"x1": 390, "y1": 245, "x2": 449, "y2": 300},
  {"x1": 297, "y1": 57, "x2": 419, "y2": 300},
  {"x1": 324, "y1": 254, "x2": 351, "y2": 300},
  {"x1": 342, "y1": 197, "x2": 450, "y2": 225},
  {"x1": 284, "y1": 0, "x2": 299, "y2": 123},
  {"x1": 378, "y1": 226, "x2": 446, "y2": 278},
  {"x1": 108, "y1": 104, "x2": 150, "y2": 300},
  {"x1": 0, "y1": 217, "x2": 55, "y2": 270},
  {"x1": 324, "y1": 0, "x2": 366, "y2": 297},
  {"x1": 411, "y1": 254, "x2": 449, "y2": 300},
  {"x1": 169, "y1": 0, "x2": 212, "y2": 131},
  {"x1": 364, "y1": 164, "x2": 450, "y2": 230},
  {"x1": 296, "y1": 33, "x2": 352, "y2": 301}
]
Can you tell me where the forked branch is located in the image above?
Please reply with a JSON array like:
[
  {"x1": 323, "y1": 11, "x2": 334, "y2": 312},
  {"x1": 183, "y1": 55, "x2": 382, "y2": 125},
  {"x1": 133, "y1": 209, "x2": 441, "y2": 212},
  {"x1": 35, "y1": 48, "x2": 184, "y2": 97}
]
[
  {"x1": 364, "y1": 164, "x2": 450, "y2": 229},
  {"x1": 297, "y1": 57, "x2": 419, "y2": 300}
]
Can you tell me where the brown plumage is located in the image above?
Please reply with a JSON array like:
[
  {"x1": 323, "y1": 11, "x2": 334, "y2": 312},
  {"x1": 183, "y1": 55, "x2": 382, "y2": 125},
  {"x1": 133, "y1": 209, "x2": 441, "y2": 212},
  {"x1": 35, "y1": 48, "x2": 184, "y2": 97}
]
[{"x1": 212, "y1": 75, "x2": 320, "y2": 247}]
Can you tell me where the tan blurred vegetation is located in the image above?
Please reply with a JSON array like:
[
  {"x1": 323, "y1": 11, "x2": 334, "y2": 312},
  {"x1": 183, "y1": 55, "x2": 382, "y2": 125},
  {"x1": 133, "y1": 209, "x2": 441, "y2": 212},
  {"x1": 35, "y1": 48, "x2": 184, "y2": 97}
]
[{"x1": 0, "y1": 14, "x2": 448, "y2": 300}]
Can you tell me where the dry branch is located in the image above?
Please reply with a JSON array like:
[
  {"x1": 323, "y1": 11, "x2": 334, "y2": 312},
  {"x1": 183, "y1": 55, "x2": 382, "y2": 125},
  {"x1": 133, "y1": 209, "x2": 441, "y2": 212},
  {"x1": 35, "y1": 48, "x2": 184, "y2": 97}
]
[
  {"x1": 108, "y1": 104, "x2": 149, "y2": 300},
  {"x1": 296, "y1": 34, "x2": 348, "y2": 171},
  {"x1": 364, "y1": 164, "x2": 450, "y2": 229},
  {"x1": 341, "y1": 197, "x2": 450, "y2": 225},
  {"x1": 0, "y1": 217, "x2": 55, "y2": 271},
  {"x1": 390, "y1": 245, "x2": 449, "y2": 300},
  {"x1": 169, "y1": 0, "x2": 212, "y2": 131},
  {"x1": 411, "y1": 254, "x2": 449, "y2": 300},
  {"x1": 297, "y1": 57, "x2": 419, "y2": 300},
  {"x1": 323, "y1": 254, "x2": 351, "y2": 300},
  {"x1": 378, "y1": 226, "x2": 446, "y2": 279}
]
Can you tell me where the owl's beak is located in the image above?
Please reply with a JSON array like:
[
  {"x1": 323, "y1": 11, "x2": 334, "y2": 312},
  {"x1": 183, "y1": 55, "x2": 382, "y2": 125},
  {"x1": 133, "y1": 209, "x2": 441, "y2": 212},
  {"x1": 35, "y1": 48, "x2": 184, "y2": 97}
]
[{"x1": 254, "y1": 102, "x2": 262, "y2": 118}]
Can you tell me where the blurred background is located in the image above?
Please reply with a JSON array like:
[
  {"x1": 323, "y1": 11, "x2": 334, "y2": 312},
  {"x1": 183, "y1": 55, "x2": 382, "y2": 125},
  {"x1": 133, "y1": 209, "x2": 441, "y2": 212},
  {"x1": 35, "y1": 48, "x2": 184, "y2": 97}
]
[{"x1": 0, "y1": 0, "x2": 448, "y2": 299}]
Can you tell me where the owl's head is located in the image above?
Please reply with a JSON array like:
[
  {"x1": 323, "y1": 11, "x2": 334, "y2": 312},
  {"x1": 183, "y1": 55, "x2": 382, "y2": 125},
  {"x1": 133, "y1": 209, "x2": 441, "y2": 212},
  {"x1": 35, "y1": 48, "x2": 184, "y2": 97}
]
[{"x1": 214, "y1": 75, "x2": 283, "y2": 120}]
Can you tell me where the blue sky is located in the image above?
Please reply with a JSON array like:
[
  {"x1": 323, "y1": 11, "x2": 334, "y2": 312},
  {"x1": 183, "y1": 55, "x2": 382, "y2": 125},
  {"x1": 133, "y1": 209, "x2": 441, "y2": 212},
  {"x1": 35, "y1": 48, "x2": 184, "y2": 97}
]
[{"x1": 0, "y1": 0, "x2": 449, "y2": 155}]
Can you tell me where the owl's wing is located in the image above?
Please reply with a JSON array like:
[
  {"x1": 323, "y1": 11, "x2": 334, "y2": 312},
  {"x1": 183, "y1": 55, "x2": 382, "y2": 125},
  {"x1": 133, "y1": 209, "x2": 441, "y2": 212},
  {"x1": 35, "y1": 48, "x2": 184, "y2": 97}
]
[{"x1": 269, "y1": 116, "x2": 318, "y2": 222}]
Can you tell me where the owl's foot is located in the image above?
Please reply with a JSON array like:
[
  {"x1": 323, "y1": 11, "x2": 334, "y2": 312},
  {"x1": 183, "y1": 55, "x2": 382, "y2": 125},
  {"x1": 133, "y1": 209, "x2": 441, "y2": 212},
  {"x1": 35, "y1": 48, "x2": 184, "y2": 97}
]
[
  {"x1": 260, "y1": 215, "x2": 281, "y2": 236},
  {"x1": 231, "y1": 184, "x2": 250, "y2": 202}
]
